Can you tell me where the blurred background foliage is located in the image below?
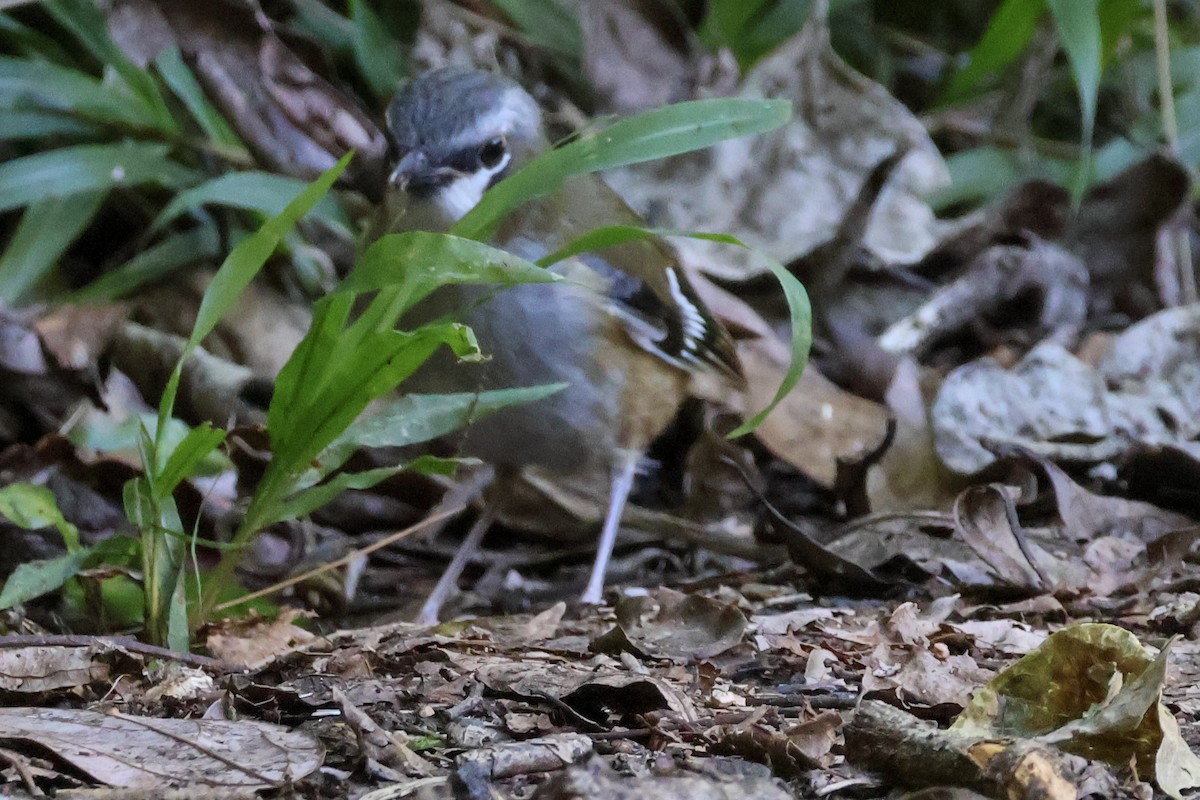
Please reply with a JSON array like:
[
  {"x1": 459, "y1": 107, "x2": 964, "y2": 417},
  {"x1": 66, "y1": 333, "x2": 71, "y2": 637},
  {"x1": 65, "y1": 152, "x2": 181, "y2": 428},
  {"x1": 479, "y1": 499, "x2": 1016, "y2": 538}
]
[{"x1": 0, "y1": 0, "x2": 1196, "y2": 305}]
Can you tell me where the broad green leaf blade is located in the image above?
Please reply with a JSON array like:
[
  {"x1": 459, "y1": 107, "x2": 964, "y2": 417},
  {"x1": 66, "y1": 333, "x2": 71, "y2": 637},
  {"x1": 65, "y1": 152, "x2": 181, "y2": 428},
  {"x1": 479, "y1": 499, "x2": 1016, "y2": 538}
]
[
  {"x1": 942, "y1": 0, "x2": 1045, "y2": 102},
  {"x1": 0, "y1": 142, "x2": 197, "y2": 214},
  {"x1": 1048, "y1": 0, "x2": 1102, "y2": 202},
  {"x1": 350, "y1": 0, "x2": 405, "y2": 99},
  {"x1": 69, "y1": 225, "x2": 222, "y2": 301},
  {"x1": 345, "y1": 231, "x2": 560, "y2": 309},
  {"x1": 0, "y1": 550, "x2": 88, "y2": 609},
  {"x1": 317, "y1": 385, "x2": 568, "y2": 477},
  {"x1": 0, "y1": 483, "x2": 81, "y2": 552},
  {"x1": 151, "y1": 171, "x2": 350, "y2": 235},
  {"x1": 154, "y1": 45, "x2": 243, "y2": 148},
  {"x1": 0, "y1": 189, "x2": 106, "y2": 303},
  {"x1": 453, "y1": 97, "x2": 792, "y2": 241},
  {"x1": 273, "y1": 324, "x2": 469, "y2": 470},
  {"x1": 267, "y1": 291, "x2": 355, "y2": 449}
]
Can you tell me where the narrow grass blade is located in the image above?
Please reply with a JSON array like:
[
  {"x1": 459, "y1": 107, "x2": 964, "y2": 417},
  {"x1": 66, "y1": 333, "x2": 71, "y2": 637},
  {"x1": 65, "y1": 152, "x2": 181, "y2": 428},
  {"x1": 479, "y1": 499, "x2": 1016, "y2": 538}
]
[
  {"x1": 453, "y1": 98, "x2": 791, "y2": 241},
  {"x1": 43, "y1": 0, "x2": 178, "y2": 134},
  {"x1": 0, "y1": 189, "x2": 105, "y2": 302},
  {"x1": 0, "y1": 56, "x2": 151, "y2": 128},
  {"x1": 150, "y1": 171, "x2": 350, "y2": 234},
  {"x1": 942, "y1": 0, "x2": 1045, "y2": 102},
  {"x1": 0, "y1": 110, "x2": 100, "y2": 139},
  {"x1": 1048, "y1": 0, "x2": 1101, "y2": 203},
  {"x1": 0, "y1": 142, "x2": 197, "y2": 213},
  {"x1": 155, "y1": 153, "x2": 351, "y2": 454},
  {"x1": 350, "y1": 0, "x2": 405, "y2": 99},
  {"x1": 490, "y1": 0, "x2": 583, "y2": 59},
  {"x1": 154, "y1": 45, "x2": 242, "y2": 148}
]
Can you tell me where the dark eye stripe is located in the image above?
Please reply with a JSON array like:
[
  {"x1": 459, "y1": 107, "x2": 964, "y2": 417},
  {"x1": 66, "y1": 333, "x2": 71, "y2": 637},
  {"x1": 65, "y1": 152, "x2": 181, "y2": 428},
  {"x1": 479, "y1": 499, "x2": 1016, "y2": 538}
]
[{"x1": 444, "y1": 148, "x2": 480, "y2": 172}]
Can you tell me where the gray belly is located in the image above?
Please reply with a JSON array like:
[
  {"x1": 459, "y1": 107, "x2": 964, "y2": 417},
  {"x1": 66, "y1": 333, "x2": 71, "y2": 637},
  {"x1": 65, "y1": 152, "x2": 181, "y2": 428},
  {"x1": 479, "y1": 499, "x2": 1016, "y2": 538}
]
[{"x1": 402, "y1": 278, "x2": 625, "y2": 474}]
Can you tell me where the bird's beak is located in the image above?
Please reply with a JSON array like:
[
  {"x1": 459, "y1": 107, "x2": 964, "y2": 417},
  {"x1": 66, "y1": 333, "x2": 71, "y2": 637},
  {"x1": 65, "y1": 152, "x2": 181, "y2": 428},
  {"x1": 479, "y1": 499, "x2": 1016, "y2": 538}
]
[
  {"x1": 388, "y1": 148, "x2": 456, "y2": 198},
  {"x1": 388, "y1": 148, "x2": 427, "y2": 192}
]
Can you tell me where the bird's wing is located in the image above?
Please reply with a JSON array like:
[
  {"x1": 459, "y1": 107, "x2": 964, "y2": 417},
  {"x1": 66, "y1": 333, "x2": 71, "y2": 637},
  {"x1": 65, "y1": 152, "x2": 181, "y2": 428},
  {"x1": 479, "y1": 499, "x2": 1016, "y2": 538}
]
[{"x1": 497, "y1": 179, "x2": 742, "y2": 381}]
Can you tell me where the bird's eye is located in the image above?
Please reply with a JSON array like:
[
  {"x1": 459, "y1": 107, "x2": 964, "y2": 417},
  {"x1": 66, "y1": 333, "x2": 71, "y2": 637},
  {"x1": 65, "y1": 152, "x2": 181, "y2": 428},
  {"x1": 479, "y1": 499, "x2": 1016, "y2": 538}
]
[{"x1": 478, "y1": 136, "x2": 507, "y2": 169}]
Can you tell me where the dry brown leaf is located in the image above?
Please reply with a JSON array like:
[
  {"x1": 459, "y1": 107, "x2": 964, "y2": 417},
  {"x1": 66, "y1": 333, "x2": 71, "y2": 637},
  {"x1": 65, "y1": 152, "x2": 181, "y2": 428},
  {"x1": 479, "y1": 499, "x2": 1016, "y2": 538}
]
[{"x1": 0, "y1": 708, "x2": 322, "y2": 789}]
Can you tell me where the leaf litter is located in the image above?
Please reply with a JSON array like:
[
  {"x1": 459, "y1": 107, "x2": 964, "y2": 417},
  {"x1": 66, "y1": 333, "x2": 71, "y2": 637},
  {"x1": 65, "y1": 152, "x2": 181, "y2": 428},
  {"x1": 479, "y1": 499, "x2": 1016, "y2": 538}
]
[{"x1": 2, "y1": 0, "x2": 1200, "y2": 798}]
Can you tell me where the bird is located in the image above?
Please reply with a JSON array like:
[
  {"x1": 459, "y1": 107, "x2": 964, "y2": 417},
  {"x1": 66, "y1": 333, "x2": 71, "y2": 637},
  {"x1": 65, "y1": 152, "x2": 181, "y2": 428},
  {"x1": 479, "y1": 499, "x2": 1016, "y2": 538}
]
[{"x1": 374, "y1": 67, "x2": 741, "y2": 620}]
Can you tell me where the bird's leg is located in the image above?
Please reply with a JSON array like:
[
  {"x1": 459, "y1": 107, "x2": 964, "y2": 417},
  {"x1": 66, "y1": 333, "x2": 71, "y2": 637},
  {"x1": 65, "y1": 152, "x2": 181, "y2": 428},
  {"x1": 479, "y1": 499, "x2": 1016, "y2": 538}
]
[
  {"x1": 414, "y1": 465, "x2": 495, "y2": 625},
  {"x1": 416, "y1": 505, "x2": 497, "y2": 625},
  {"x1": 581, "y1": 449, "x2": 641, "y2": 605}
]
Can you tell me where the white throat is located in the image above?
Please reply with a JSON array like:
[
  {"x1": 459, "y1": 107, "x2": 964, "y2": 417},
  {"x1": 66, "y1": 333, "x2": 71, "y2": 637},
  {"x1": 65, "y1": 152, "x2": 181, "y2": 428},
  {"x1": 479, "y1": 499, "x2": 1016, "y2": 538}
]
[{"x1": 433, "y1": 151, "x2": 512, "y2": 223}]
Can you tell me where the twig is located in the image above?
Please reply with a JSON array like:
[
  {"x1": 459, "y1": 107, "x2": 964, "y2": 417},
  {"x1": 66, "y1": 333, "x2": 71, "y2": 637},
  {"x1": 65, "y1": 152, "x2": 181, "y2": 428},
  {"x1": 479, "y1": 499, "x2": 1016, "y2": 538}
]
[
  {"x1": 0, "y1": 634, "x2": 223, "y2": 669},
  {"x1": 213, "y1": 505, "x2": 466, "y2": 612}
]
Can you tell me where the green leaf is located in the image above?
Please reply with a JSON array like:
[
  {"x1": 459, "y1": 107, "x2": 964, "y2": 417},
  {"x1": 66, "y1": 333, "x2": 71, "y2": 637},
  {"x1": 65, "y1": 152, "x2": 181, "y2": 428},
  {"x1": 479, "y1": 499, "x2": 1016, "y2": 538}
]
[
  {"x1": 272, "y1": 466, "x2": 407, "y2": 525},
  {"x1": 0, "y1": 190, "x2": 106, "y2": 303},
  {"x1": 289, "y1": 0, "x2": 357, "y2": 50},
  {"x1": 43, "y1": 0, "x2": 178, "y2": 134},
  {"x1": 0, "y1": 142, "x2": 197, "y2": 214},
  {"x1": 344, "y1": 231, "x2": 560, "y2": 305},
  {"x1": 0, "y1": 110, "x2": 100, "y2": 140},
  {"x1": 150, "y1": 171, "x2": 351, "y2": 234},
  {"x1": 272, "y1": 323, "x2": 471, "y2": 470},
  {"x1": 268, "y1": 292, "x2": 355, "y2": 447},
  {"x1": 155, "y1": 423, "x2": 227, "y2": 500},
  {"x1": 273, "y1": 456, "x2": 462, "y2": 525},
  {"x1": 0, "y1": 551, "x2": 88, "y2": 609},
  {"x1": 153, "y1": 155, "x2": 352, "y2": 452},
  {"x1": 154, "y1": 45, "x2": 242, "y2": 148},
  {"x1": 453, "y1": 97, "x2": 792, "y2": 241},
  {"x1": 730, "y1": 250, "x2": 811, "y2": 437},
  {"x1": 0, "y1": 56, "x2": 152, "y2": 128},
  {"x1": 318, "y1": 385, "x2": 567, "y2": 476},
  {"x1": 701, "y1": 0, "x2": 816, "y2": 70},
  {"x1": 1048, "y1": 0, "x2": 1102, "y2": 203},
  {"x1": 931, "y1": 146, "x2": 1074, "y2": 211},
  {"x1": 0, "y1": 483, "x2": 81, "y2": 552},
  {"x1": 490, "y1": 0, "x2": 583, "y2": 59},
  {"x1": 0, "y1": 12, "x2": 75, "y2": 63},
  {"x1": 942, "y1": 0, "x2": 1046, "y2": 102},
  {"x1": 350, "y1": 0, "x2": 406, "y2": 99}
]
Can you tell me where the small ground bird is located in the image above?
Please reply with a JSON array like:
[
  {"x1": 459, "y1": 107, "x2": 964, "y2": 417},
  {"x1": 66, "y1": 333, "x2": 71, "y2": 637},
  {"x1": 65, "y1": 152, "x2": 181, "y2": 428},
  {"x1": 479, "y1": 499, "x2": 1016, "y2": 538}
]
[{"x1": 377, "y1": 68, "x2": 741, "y2": 621}]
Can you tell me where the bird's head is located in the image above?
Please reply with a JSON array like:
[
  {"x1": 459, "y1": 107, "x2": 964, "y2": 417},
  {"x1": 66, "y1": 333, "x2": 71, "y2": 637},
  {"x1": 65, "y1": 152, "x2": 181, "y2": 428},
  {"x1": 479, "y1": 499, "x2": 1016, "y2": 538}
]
[{"x1": 383, "y1": 67, "x2": 545, "y2": 228}]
